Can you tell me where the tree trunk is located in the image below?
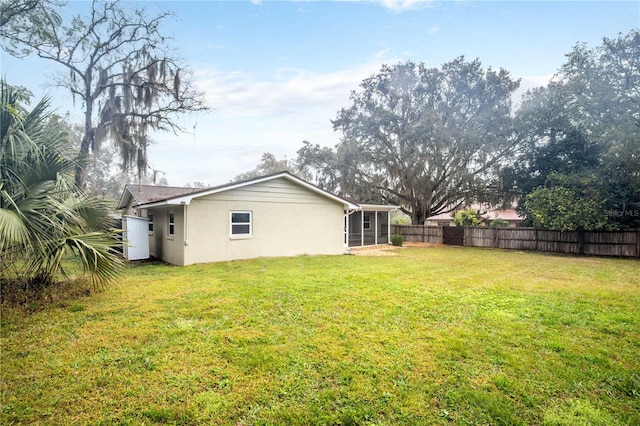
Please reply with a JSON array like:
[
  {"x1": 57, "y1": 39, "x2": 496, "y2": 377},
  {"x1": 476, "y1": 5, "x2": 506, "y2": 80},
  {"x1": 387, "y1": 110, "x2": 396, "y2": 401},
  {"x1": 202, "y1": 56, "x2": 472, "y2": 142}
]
[
  {"x1": 75, "y1": 128, "x2": 93, "y2": 189},
  {"x1": 411, "y1": 201, "x2": 428, "y2": 225},
  {"x1": 75, "y1": 83, "x2": 93, "y2": 189}
]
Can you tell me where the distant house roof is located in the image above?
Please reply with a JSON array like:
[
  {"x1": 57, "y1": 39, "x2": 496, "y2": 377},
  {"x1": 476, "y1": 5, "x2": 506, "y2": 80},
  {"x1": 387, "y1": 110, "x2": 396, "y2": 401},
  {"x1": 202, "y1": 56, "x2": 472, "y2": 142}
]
[
  {"x1": 482, "y1": 209, "x2": 523, "y2": 222},
  {"x1": 426, "y1": 211, "x2": 455, "y2": 221},
  {"x1": 426, "y1": 206, "x2": 524, "y2": 223}
]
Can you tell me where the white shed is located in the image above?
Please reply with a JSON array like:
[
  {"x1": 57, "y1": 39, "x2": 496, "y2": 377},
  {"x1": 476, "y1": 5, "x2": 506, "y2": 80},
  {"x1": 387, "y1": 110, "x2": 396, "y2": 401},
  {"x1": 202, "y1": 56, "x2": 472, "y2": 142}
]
[{"x1": 122, "y1": 215, "x2": 150, "y2": 261}]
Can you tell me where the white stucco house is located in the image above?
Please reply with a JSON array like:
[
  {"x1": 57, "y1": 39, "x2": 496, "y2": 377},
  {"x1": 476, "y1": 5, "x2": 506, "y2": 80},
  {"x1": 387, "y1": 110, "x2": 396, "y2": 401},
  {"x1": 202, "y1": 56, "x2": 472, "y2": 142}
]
[
  {"x1": 425, "y1": 206, "x2": 524, "y2": 228},
  {"x1": 117, "y1": 172, "x2": 397, "y2": 266}
]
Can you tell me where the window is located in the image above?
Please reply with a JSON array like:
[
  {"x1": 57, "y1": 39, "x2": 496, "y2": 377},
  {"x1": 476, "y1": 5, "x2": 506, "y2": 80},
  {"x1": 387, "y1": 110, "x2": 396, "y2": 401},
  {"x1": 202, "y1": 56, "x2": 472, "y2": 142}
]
[
  {"x1": 148, "y1": 213, "x2": 154, "y2": 233},
  {"x1": 363, "y1": 214, "x2": 371, "y2": 230},
  {"x1": 168, "y1": 211, "x2": 175, "y2": 237},
  {"x1": 230, "y1": 211, "x2": 252, "y2": 237}
]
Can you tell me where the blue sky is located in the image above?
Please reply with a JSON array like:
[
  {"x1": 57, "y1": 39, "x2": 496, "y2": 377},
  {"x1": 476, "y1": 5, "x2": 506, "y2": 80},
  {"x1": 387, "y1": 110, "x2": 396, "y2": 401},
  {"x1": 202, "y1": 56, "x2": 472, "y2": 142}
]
[{"x1": 2, "y1": 0, "x2": 639, "y2": 186}]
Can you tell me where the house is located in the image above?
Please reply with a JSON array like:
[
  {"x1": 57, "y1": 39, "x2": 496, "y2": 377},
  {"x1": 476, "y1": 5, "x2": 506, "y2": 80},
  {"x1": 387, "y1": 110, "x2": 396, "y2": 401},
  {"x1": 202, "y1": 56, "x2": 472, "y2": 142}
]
[
  {"x1": 117, "y1": 184, "x2": 202, "y2": 216},
  {"x1": 424, "y1": 206, "x2": 524, "y2": 228},
  {"x1": 424, "y1": 211, "x2": 456, "y2": 227},
  {"x1": 117, "y1": 172, "x2": 397, "y2": 266},
  {"x1": 480, "y1": 208, "x2": 524, "y2": 228}
]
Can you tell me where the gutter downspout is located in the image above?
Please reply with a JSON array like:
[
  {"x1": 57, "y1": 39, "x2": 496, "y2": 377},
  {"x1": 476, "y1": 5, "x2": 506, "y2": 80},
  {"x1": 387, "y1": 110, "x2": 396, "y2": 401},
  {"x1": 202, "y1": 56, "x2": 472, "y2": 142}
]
[
  {"x1": 182, "y1": 203, "x2": 188, "y2": 265},
  {"x1": 183, "y1": 203, "x2": 188, "y2": 246}
]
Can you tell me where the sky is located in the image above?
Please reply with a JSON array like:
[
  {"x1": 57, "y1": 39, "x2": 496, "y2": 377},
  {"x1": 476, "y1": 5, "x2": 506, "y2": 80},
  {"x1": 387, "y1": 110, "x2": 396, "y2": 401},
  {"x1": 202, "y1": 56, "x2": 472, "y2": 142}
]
[{"x1": 2, "y1": 0, "x2": 639, "y2": 186}]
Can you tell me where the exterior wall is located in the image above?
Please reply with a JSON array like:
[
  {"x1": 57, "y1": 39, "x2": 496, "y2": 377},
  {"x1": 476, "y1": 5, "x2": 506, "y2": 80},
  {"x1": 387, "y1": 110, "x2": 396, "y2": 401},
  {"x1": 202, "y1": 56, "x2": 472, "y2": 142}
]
[
  {"x1": 155, "y1": 177, "x2": 345, "y2": 266},
  {"x1": 147, "y1": 206, "x2": 185, "y2": 266},
  {"x1": 121, "y1": 197, "x2": 137, "y2": 216},
  {"x1": 425, "y1": 219, "x2": 455, "y2": 227},
  {"x1": 139, "y1": 208, "x2": 158, "y2": 257},
  {"x1": 124, "y1": 204, "x2": 138, "y2": 216}
]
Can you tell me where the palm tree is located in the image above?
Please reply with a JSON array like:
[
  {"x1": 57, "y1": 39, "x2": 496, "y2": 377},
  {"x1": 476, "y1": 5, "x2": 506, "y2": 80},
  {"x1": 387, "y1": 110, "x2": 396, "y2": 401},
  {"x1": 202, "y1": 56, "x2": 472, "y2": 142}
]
[{"x1": 0, "y1": 81, "x2": 123, "y2": 289}]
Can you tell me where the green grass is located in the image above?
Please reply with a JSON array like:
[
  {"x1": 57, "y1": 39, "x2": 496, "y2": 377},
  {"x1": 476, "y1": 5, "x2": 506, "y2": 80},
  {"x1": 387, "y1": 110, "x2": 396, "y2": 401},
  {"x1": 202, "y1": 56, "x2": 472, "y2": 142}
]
[{"x1": 2, "y1": 247, "x2": 639, "y2": 425}]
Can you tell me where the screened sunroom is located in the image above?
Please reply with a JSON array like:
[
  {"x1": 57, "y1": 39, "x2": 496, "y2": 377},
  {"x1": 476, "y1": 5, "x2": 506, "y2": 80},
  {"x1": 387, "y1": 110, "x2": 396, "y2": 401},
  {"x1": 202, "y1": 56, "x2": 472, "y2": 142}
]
[{"x1": 346, "y1": 204, "x2": 397, "y2": 247}]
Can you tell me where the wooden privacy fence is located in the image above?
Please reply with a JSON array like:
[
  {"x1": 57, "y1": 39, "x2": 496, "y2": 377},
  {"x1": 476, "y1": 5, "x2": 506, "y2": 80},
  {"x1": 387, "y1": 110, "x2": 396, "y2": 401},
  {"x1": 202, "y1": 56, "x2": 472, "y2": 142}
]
[
  {"x1": 393, "y1": 225, "x2": 443, "y2": 244},
  {"x1": 391, "y1": 225, "x2": 640, "y2": 258}
]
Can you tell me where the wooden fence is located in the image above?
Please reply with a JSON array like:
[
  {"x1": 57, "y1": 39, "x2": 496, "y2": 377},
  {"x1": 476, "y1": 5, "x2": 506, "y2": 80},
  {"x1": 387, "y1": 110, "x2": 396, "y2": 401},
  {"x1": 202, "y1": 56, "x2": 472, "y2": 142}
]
[{"x1": 391, "y1": 225, "x2": 640, "y2": 258}]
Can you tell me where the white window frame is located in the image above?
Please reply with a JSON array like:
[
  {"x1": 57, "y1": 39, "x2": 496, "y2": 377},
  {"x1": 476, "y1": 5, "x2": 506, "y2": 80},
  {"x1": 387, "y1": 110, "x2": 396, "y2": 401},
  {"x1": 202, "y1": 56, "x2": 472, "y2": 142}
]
[
  {"x1": 363, "y1": 213, "x2": 372, "y2": 230},
  {"x1": 230, "y1": 211, "x2": 252, "y2": 239},
  {"x1": 168, "y1": 211, "x2": 175, "y2": 239},
  {"x1": 148, "y1": 212, "x2": 154, "y2": 235}
]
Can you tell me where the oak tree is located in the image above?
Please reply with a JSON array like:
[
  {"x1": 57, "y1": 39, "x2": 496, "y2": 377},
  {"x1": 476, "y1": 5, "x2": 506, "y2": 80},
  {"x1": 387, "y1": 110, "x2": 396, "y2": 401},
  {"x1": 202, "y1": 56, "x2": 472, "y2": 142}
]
[
  {"x1": 507, "y1": 30, "x2": 640, "y2": 229},
  {"x1": 330, "y1": 58, "x2": 520, "y2": 224},
  {"x1": 233, "y1": 152, "x2": 298, "y2": 182},
  {"x1": 1, "y1": 0, "x2": 208, "y2": 188}
]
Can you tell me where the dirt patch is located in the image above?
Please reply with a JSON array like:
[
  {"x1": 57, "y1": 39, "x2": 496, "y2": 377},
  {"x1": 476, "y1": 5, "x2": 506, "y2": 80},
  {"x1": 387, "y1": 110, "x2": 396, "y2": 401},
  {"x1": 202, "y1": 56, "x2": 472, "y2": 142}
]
[
  {"x1": 404, "y1": 242, "x2": 442, "y2": 248},
  {"x1": 349, "y1": 242, "x2": 442, "y2": 256},
  {"x1": 350, "y1": 245, "x2": 399, "y2": 256}
]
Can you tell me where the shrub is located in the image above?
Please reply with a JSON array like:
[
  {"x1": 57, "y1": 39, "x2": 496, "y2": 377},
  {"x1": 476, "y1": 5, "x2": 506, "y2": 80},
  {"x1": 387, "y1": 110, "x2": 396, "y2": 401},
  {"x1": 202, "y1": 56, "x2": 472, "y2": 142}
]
[
  {"x1": 390, "y1": 234, "x2": 405, "y2": 246},
  {"x1": 490, "y1": 218, "x2": 510, "y2": 228},
  {"x1": 391, "y1": 214, "x2": 411, "y2": 225},
  {"x1": 453, "y1": 208, "x2": 481, "y2": 227}
]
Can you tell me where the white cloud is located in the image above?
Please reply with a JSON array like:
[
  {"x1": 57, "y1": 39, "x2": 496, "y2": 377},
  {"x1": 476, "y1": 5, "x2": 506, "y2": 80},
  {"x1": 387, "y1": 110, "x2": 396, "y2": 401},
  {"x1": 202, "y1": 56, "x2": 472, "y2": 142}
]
[
  {"x1": 151, "y1": 60, "x2": 396, "y2": 185},
  {"x1": 160, "y1": 59, "x2": 553, "y2": 186},
  {"x1": 512, "y1": 74, "x2": 554, "y2": 106},
  {"x1": 193, "y1": 60, "x2": 387, "y2": 118},
  {"x1": 374, "y1": 0, "x2": 435, "y2": 12},
  {"x1": 375, "y1": 48, "x2": 393, "y2": 59},
  {"x1": 426, "y1": 25, "x2": 440, "y2": 34}
]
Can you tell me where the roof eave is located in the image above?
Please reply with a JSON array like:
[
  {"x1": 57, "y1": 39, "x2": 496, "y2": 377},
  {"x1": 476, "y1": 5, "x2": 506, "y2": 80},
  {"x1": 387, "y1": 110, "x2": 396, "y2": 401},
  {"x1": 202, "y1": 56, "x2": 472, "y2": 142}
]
[
  {"x1": 354, "y1": 204, "x2": 400, "y2": 211},
  {"x1": 116, "y1": 186, "x2": 136, "y2": 210},
  {"x1": 135, "y1": 199, "x2": 188, "y2": 209}
]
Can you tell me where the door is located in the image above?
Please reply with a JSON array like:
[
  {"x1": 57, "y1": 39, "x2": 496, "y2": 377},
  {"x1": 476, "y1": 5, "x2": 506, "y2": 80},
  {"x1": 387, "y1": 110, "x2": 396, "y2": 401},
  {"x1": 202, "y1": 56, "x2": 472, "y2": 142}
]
[
  {"x1": 443, "y1": 226, "x2": 464, "y2": 246},
  {"x1": 123, "y1": 215, "x2": 150, "y2": 260}
]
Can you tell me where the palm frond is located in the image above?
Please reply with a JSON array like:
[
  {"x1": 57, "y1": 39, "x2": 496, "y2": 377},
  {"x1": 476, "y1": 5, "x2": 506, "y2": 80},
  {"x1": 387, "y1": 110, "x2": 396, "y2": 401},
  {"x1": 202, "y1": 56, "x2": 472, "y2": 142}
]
[
  {"x1": 1, "y1": 79, "x2": 124, "y2": 289},
  {"x1": 0, "y1": 205, "x2": 28, "y2": 250},
  {"x1": 64, "y1": 232, "x2": 124, "y2": 287}
]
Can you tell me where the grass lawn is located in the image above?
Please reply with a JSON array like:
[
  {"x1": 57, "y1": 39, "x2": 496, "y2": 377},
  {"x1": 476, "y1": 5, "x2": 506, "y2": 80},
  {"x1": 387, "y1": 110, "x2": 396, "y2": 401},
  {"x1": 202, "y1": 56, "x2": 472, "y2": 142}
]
[{"x1": 1, "y1": 246, "x2": 639, "y2": 425}]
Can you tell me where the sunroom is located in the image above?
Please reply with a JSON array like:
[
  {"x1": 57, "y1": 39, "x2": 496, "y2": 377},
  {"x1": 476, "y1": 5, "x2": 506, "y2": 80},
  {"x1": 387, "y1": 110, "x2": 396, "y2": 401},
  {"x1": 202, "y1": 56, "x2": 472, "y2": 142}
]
[{"x1": 346, "y1": 204, "x2": 397, "y2": 247}]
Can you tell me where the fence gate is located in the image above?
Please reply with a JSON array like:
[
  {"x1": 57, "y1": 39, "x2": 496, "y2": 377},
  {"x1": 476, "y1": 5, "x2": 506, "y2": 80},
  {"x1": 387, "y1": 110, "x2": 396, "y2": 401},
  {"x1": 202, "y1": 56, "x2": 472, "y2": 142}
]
[{"x1": 443, "y1": 226, "x2": 464, "y2": 246}]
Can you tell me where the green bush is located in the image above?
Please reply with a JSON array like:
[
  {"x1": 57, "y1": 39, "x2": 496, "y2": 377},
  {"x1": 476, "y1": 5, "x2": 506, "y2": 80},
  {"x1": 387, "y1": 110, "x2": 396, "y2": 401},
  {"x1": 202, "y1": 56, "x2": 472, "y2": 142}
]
[
  {"x1": 453, "y1": 208, "x2": 481, "y2": 227},
  {"x1": 390, "y1": 234, "x2": 405, "y2": 246},
  {"x1": 490, "y1": 218, "x2": 510, "y2": 228},
  {"x1": 391, "y1": 214, "x2": 411, "y2": 225}
]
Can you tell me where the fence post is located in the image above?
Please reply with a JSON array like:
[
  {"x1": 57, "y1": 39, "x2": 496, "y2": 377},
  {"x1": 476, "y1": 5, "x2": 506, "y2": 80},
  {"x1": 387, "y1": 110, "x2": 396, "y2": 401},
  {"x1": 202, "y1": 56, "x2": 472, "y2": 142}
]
[
  {"x1": 637, "y1": 230, "x2": 640, "y2": 258},
  {"x1": 535, "y1": 228, "x2": 539, "y2": 252},
  {"x1": 578, "y1": 229, "x2": 585, "y2": 255}
]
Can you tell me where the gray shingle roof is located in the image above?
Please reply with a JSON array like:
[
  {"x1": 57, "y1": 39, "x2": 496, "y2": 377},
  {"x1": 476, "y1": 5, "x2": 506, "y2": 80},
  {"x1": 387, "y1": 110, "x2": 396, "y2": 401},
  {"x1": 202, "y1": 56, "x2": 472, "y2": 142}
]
[{"x1": 117, "y1": 184, "x2": 201, "y2": 209}]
